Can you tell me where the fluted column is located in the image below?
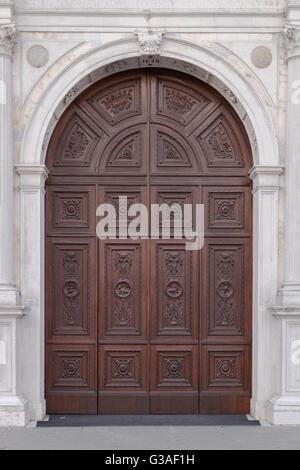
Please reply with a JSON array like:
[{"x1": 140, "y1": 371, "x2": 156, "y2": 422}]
[
  {"x1": 0, "y1": 24, "x2": 18, "y2": 305},
  {"x1": 281, "y1": 24, "x2": 300, "y2": 304}
]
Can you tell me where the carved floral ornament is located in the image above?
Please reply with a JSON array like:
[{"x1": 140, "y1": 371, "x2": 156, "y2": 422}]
[
  {"x1": 284, "y1": 24, "x2": 300, "y2": 58},
  {"x1": 0, "y1": 24, "x2": 16, "y2": 56}
]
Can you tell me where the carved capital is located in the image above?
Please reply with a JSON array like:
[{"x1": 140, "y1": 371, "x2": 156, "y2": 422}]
[
  {"x1": 284, "y1": 24, "x2": 300, "y2": 59},
  {"x1": 136, "y1": 29, "x2": 166, "y2": 56},
  {"x1": 0, "y1": 24, "x2": 16, "y2": 56}
]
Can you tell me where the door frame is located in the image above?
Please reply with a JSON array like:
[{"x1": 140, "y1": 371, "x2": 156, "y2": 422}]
[{"x1": 16, "y1": 37, "x2": 283, "y2": 424}]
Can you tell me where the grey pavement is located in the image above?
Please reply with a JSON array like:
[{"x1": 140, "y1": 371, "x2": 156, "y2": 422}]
[{"x1": 0, "y1": 424, "x2": 300, "y2": 450}]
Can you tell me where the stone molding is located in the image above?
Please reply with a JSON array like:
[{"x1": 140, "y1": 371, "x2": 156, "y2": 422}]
[{"x1": 249, "y1": 165, "x2": 285, "y2": 193}]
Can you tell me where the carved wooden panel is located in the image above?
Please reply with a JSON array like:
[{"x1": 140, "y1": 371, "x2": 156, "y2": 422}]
[
  {"x1": 99, "y1": 242, "x2": 146, "y2": 339},
  {"x1": 202, "y1": 345, "x2": 250, "y2": 391},
  {"x1": 204, "y1": 187, "x2": 249, "y2": 233},
  {"x1": 99, "y1": 186, "x2": 147, "y2": 228},
  {"x1": 151, "y1": 244, "x2": 198, "y2": 339},
  {"x1": 47, "y1": 345, "x2": 96, "y2": 392},
  {"x1": 155, "y1": 77, "x2": 211, "y2": 125},
  {"x1": 150, "y1": 73, "x2": 217, "y2": 133},
  {"x1": 46, "y1": 238, "x2": 96, "y2": 337},
  {"x1": 151, "y1": 346, "x2": 198, "y2": 391},
  {"x1": 203, "y1": 242, "x2": 250, "y2": 337},
  {"x1": 98, "y1": 126, "x2": 148, "y2": 174},
  {"x1": 99, "y1": 346, "x2": 147, "y2": 390},
  {"x1": 53, "y1": 107, "x2": 103, "y2": 168},
  {"x1": 151, "y1": 125, "x2": 199, "y2": 174},
  {"x1": 191, "y1": 106, "x2": 251, "y2": 173},
  {"x1": 47, "y1": 186, "x2": 96, "y2": 234},
  {"x1": 87, "y1": 78, "x2": 143, "y2": 126},
  {"x1": 151, "y1": 186, "x2": 197, "y2": 232}
]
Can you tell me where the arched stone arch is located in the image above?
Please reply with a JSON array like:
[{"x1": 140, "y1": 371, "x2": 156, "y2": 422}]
[{"x1": 19, "y1": 36, "x2": 279, "y2": 168}]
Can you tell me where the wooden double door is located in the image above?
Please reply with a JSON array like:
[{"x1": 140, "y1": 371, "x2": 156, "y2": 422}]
[{"x1": 45, "y1": 69, "x2": 252, "y2": 415}]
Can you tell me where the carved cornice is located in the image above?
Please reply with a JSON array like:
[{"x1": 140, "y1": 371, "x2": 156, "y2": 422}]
[
  {"x1": 284, "y1": 24, "x2": 300, "y2": 59},
  {"x1": 0, "y1": 23, "x2": 16, "y2": 56},
  {"x1": 136, "y1": 29, "x2": 166, "y2": 56}
]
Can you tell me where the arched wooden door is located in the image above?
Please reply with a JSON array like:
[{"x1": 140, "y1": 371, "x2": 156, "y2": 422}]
[{"x1": 45, "y1": 69, "x2": 253, "y2": 415}]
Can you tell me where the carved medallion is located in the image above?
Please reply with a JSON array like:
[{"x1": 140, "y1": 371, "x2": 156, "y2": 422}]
[
  {"x1": 216, "y1": 359, "x2": 236, "y2": 379},
  {"x1": 216, "y1": 200, "x2": 235, "y2": 220},
  {"x1": 62, "y1": 359, "x2": 80, "y2": 378},
  {"x1": 166, "y1": 281, "x2": 183, "y2": 299},
  {"x1": 115, "y1": 280, "x2": 132, "y2": 299},
  {"x1": 63, "y1": 281, "x2": 80, "y2": 299},
  {"x1": 113, "y1": 359, "x2": 133, "y2": 378},
  {"x1": 62, "y1": 200, "x2": 81, "y2": 220},
  {"x1": 27, "y1": 45, "x2": 49, "y2": 68},
  {"x1": 165, "y1": 359, "x2": 184, "y2": 378}
]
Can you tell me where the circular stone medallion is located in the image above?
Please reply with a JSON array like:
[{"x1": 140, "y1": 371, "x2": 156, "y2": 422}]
[
  {"x1": 251, "y1": 46, "x2": 273, "y2": 69},
  {"x1": 27, "y1": 45, "x2": 49, "y2": 69}
]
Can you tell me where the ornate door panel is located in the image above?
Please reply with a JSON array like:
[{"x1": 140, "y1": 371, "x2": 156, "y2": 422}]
[{"x1": 46, "y1": 69, "x2": 252, "y2": 415}]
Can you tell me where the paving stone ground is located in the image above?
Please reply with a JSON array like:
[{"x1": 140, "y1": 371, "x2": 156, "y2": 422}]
[{"x1": 0, "y1": 424, "x2": 300, "y2": 450}]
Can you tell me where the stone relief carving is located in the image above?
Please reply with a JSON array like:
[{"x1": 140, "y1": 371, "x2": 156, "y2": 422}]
[
  {"x1": 136, "y1": 29, "x2": 165, "y2": 55},
  {"x1": 104, "y1": 61, "x2": 128, "y2": 74},
  {"x1": 0, "y1": 24, "x2": 16, "y2": 56},
  {"x1": 64, "y1": 86, "x2": 80, "y2": 105},
  {"x1": 222, "y1": 87, "x2": 238, "y2": 105},
  {"x1": 284, "y1": 25, "x2": 300, "y2": 58}
]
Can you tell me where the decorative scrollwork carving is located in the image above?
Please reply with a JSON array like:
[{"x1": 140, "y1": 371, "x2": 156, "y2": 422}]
[
  {"x1": 62, "y1": 252, "x2": 81, "y2": 326},
  {"x1": 208, "y1": 124, "x2": 234, "y2": 160},
  {"x1": 165, "y1": 88, "x2": 197, "y2": 115},
  {"x1": 215, "y1": 252, "x2": 235, "y2": 327},
  {"x1": 101, "y1": 88, "x2": 134, "y2": 116},
  {"x1": 64, "y1": 125, "x2": 89, "y2": 160}
]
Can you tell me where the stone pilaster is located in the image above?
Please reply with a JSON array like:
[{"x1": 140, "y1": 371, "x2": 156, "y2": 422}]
[
  {"x1": 266, "y1": 7, "x2": 300, "y2": 424},
  {"x1": 281, "y1": 23, "x2": 300, "y2": 305},
  {"x1": 0, "y1": 23, "x2": 18, "y2": 305},
  {"x1": 249, "y1": 166, "x2": 284, "y2": 423},
  {"x1": 0, "y1": 23, "x2": 29, "y2": 427}
]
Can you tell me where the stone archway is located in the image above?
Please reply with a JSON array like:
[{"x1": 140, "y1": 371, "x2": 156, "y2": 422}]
[{"x1": 16, "y1": 37, "x2": 283, "y2": 423}]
